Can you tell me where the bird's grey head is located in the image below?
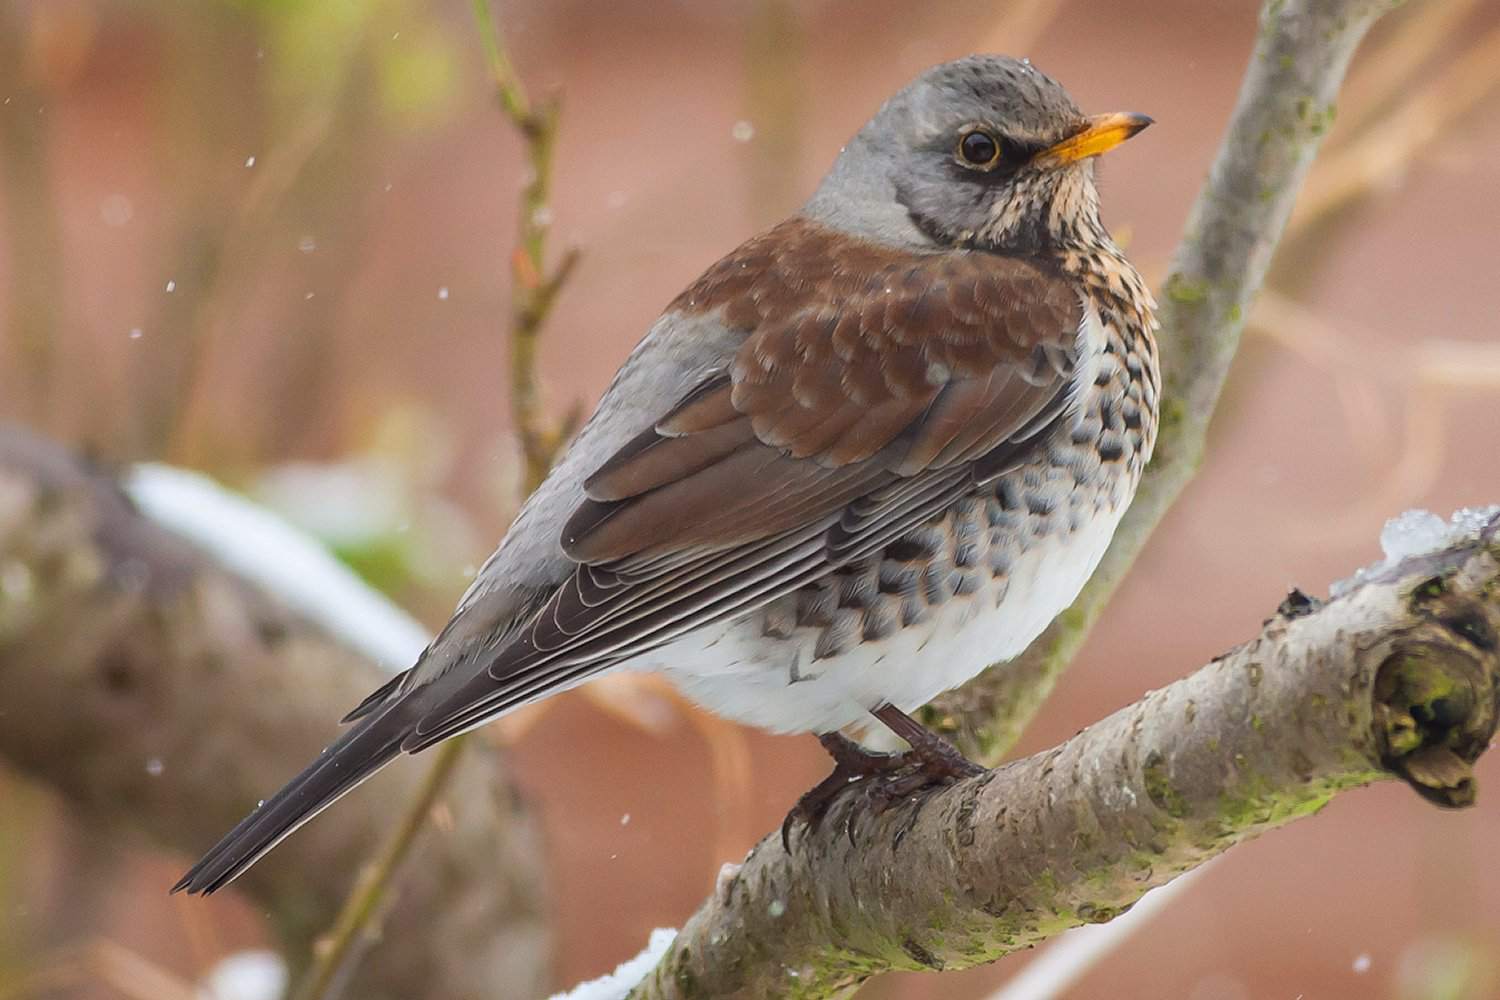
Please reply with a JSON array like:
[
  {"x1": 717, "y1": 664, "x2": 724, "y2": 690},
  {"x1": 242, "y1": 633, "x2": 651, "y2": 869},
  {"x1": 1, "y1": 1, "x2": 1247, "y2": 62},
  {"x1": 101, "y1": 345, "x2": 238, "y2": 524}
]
[{"x1": 805, "y1": 55, "x2": 1150, "y2": 255}]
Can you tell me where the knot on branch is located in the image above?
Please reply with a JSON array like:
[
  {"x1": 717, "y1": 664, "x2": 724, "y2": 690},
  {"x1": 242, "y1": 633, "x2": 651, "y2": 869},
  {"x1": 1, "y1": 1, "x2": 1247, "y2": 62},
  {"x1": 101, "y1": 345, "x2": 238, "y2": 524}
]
[{"x1": 1372, "y1": 577, "x2": 1500, "y2": 808}]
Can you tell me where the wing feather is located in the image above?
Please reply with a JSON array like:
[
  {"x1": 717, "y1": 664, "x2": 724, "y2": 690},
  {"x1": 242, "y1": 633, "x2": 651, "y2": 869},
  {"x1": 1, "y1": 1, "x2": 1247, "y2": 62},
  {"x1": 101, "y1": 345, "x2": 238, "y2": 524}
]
[{"x1": 411, "y1": 219, "x2": 1086, "y2": 748}]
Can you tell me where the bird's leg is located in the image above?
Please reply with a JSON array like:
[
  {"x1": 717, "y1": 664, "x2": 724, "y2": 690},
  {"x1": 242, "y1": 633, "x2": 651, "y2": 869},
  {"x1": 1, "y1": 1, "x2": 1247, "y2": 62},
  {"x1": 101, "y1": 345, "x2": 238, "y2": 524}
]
[
  {"x1": 782, "y1": 732, "x2": 904, "y2": 850},
  {"x1": 781, "y1": 707, "x2": 985, "y2": 850},
  {"x1": 869, "y1": 703, "x2": 985, "y2": 784}
]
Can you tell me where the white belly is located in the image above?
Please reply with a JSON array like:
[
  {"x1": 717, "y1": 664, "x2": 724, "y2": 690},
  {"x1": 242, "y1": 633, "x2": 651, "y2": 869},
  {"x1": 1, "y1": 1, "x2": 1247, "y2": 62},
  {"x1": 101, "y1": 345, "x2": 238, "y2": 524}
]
[{"x1": 630, "y1": 502, "x2": 1126, "y2": 736}]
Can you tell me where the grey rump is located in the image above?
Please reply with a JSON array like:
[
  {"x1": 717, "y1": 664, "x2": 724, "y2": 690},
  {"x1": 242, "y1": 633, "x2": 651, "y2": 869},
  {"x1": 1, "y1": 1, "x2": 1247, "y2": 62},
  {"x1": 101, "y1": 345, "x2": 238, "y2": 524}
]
[{"x1": 175, "y1": 53, "x2": 1157, "y2": 894}]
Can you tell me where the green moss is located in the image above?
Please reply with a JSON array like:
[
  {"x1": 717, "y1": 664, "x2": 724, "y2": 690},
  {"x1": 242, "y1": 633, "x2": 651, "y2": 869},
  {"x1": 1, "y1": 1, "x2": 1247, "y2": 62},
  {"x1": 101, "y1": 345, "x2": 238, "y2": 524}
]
[
  {"x1": 671, "y1": 943, "x2": 698, "y2": 994},
  {"x1": 1158, "y1": 395, "x2": 1189, "y2": 438},
  {"x1": 1383, "y1": 652, "x2": 1464, "y2": 725},
  {"x1": 1313, "y1": 102, "x2": 1336, "y2": 135},
  {"x1": 1383, "y1": 711, "x2": 1422, "y2": 755},
  {"x1": 1077, "y1": 903, "x2": 1122, "y2": 924},
  {"x1": 1413, "y1": 575, "x2": 1447, "y2": 600},
  {"x1": 1212, "y1": 768, "x2": 1376, "y2": 835},
  {"x1": 1143, "y1": 751, "x2": 1190, "y2": 818},
  {"x1": 1165, "y1": 274, "x2": 1209, "y2": 305}
]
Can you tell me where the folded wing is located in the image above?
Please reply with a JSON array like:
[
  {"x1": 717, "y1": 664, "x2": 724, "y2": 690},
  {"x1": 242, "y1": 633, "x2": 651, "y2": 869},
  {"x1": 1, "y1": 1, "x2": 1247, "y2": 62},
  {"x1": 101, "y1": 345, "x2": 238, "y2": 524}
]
[{"x1": 405, "y1": 223, "x2": 1086, "y2": 750}]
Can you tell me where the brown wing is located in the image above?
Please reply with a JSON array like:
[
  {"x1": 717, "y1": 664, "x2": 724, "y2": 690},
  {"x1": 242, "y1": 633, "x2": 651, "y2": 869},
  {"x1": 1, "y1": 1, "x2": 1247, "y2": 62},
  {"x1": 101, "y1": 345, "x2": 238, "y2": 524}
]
[
  {"x1": 567, "y1": 222, "x2": 1082, "y2": 563},
  {"x1": 403, "y1": 220, "x2": 1083, "y2": 749}
]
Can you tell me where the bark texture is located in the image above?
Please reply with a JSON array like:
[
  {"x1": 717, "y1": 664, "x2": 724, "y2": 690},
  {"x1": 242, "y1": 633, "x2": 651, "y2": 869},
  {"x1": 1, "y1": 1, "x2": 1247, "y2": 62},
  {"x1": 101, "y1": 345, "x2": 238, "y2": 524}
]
[
  {"x1": 632, "y1": 521, "x2": 1500, "y2": 999},
  {"x1": 927, "y1": 0, "x2": 1403, "y2": 761},
  {"x1": 0, "y1": 426, "x2": 551, "y2": 999}
]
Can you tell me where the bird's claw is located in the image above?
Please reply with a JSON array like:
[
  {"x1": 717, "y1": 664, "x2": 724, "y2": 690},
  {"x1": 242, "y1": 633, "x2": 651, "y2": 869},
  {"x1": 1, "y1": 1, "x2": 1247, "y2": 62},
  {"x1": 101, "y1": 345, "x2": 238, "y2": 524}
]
[{"x1": 780, "y1": 731, "x2": 984, "y2": 852}]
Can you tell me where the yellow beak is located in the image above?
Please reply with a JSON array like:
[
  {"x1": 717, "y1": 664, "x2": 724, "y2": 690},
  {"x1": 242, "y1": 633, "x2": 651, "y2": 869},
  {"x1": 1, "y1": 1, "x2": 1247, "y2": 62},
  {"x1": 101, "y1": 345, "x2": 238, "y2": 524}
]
[{"x1": 1035, "y1": 112, "x2": 1153, "y2": 166}]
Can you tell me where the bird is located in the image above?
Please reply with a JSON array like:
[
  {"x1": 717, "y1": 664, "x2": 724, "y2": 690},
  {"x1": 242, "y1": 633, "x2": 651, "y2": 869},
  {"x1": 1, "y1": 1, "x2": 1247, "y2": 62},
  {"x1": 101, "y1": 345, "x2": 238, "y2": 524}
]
[{"x1": 174, "y1": 54, "x2": 1156, "y2": 894}]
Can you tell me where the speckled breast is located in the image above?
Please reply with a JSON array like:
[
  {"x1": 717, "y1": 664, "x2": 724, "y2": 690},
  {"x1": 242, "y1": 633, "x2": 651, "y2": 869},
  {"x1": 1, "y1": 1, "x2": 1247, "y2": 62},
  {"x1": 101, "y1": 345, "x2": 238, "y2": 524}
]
[{"x1": 650, "y1": 299, "x2": 1159, "y2": 736}]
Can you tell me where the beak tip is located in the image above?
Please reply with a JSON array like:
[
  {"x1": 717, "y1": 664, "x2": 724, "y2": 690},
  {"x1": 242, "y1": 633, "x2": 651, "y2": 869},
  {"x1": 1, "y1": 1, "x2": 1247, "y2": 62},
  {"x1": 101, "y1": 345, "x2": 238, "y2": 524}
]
[{"x1": 1040, "y1": 111, "x2": 1155, "y2": 165}]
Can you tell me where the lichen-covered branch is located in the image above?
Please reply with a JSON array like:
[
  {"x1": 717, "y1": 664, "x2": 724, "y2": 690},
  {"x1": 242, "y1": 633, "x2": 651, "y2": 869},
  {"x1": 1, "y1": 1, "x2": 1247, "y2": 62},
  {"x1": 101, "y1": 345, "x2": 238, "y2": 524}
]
[
  {"x1": 632, "y1": 516, "x2": 1500, "y2": 999},
  {"x1": 0, "y1": 426, "x2": 551, "y2": 1000},
  {"x1": 926, "y1": 0, "x2": 1402, "y2": 761}
]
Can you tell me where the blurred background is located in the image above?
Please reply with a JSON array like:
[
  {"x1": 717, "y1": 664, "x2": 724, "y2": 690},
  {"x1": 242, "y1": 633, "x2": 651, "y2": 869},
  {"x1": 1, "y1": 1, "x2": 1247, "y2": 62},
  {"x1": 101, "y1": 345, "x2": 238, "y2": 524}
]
[{"x1": 2, "y1": 0, "x2": 1500, "y2": 997}]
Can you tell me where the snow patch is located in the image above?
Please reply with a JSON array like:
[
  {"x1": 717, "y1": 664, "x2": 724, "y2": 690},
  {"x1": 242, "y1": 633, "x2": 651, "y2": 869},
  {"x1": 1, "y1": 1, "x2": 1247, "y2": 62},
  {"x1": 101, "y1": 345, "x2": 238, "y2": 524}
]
[
  {"x1": 549, "y1": 928, "x2": 678, "y2": 1000},
  {"x1": 1379, "y1": 509, "x2": 1451, "y2": 563},
  {"x1": 1331, "y1": 506, "x2": 1500, "y2": 598},
  {"x1": 196, "y1": 950, "x2": 287, "y2": 1000},
  {"x1": 125, "y1": 464, "x2": 430, "y2": 671}
]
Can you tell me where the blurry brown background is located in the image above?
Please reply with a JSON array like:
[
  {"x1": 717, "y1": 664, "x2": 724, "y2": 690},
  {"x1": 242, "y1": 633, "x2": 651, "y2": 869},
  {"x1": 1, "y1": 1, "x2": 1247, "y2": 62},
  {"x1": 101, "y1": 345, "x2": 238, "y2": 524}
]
[{"x1": 3, "y1": 0, "x2": 1500, "y2": 997}]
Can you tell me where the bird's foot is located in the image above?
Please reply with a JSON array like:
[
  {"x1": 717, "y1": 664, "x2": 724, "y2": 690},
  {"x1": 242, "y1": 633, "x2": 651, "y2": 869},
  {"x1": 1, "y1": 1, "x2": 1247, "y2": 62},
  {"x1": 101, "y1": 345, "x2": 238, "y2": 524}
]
[
  {"x1": 781, "y1": 718, "x2": 985, "y2": 851},
  {"x1": 869, "y1": 738, "x2": 985, "y2": 803},
  {"x1": 781, "y1": 732, "x2": 903, "y2": 850}
]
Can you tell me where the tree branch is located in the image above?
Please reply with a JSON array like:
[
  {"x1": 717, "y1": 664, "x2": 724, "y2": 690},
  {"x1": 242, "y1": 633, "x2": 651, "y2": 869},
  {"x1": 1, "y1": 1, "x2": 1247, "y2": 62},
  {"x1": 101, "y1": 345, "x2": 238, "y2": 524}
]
[
  {"x1": 631, "y1": 512, "x2": 1500, "y2": 998},
  {"x1": 0, "y1": 426, "x2": 551, "y2": 1000},
  {"x1": 926, "y1": 0, "x2": 1401, "y2": 761}
]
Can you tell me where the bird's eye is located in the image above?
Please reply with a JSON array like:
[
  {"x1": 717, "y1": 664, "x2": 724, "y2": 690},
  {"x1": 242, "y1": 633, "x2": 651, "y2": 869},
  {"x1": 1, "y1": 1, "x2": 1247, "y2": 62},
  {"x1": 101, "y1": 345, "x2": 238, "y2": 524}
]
[{"x1": 956, "y1": 128, "x2": 1002, "y2": 169}]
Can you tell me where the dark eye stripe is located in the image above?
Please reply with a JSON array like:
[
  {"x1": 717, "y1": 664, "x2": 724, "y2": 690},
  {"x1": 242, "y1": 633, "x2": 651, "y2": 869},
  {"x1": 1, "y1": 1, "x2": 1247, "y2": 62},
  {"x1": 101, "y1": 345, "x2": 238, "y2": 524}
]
[{"x1": 999, "y1": 137, "x2": 1037, "y2": 162}]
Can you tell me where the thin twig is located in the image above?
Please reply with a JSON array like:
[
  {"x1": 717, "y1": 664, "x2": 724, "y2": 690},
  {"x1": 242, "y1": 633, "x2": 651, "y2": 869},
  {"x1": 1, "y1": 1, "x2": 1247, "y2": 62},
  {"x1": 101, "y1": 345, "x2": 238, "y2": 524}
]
[
  {"x1": 1332, "y1": 0, "x2": 1481, "y2": 144},
  {"x1": 1286, "y1": 17, "x2": 1500, "y2": 254},
  {"x1": 289, "y1": 4, "x2": 579, "y2": 998},
  {"x1": 161, "y1": 106, "x2": 339, "y2": 466},
  {"x1": 475, "y1": 0, "x2": 579, "y2": 491},
  {"x1": 742, "y1": 0, "x2": 805, "y2": 223},
  {"x1": 289, "y1": 739, "x2": 466, "y2": 1000}
]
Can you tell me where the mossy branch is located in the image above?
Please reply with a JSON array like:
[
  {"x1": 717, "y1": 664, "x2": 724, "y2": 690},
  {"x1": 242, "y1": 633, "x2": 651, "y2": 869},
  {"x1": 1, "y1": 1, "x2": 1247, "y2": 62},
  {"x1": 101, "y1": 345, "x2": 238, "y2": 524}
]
[{"x1": 631, "y1": 514, "x2": 1500, "y2": 998}]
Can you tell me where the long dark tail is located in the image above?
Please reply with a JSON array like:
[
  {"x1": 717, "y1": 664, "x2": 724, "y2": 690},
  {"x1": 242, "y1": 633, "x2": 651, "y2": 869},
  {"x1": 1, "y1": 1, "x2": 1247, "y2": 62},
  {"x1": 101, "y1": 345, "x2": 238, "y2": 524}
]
[{"x1": 171, "y1": 697, "x2": 416, "y2": 895}]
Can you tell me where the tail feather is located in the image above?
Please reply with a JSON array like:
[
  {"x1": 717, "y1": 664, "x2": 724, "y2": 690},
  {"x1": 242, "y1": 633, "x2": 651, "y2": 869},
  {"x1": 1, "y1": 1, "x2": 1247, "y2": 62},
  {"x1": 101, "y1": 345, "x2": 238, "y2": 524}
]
[
  {"x1": 171, "y1": 699, "x2": 414, "y2": 895},
  {"x1": 339, "y1": 667, "x2": 410, "y2": 724}
]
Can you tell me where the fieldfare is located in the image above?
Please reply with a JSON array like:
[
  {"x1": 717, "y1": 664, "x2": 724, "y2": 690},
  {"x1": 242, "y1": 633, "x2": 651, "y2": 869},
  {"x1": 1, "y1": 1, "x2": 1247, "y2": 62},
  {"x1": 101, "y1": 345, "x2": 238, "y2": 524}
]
[{"x1": 176, "y1": 54, "x2": 1156, "y2": 893}]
